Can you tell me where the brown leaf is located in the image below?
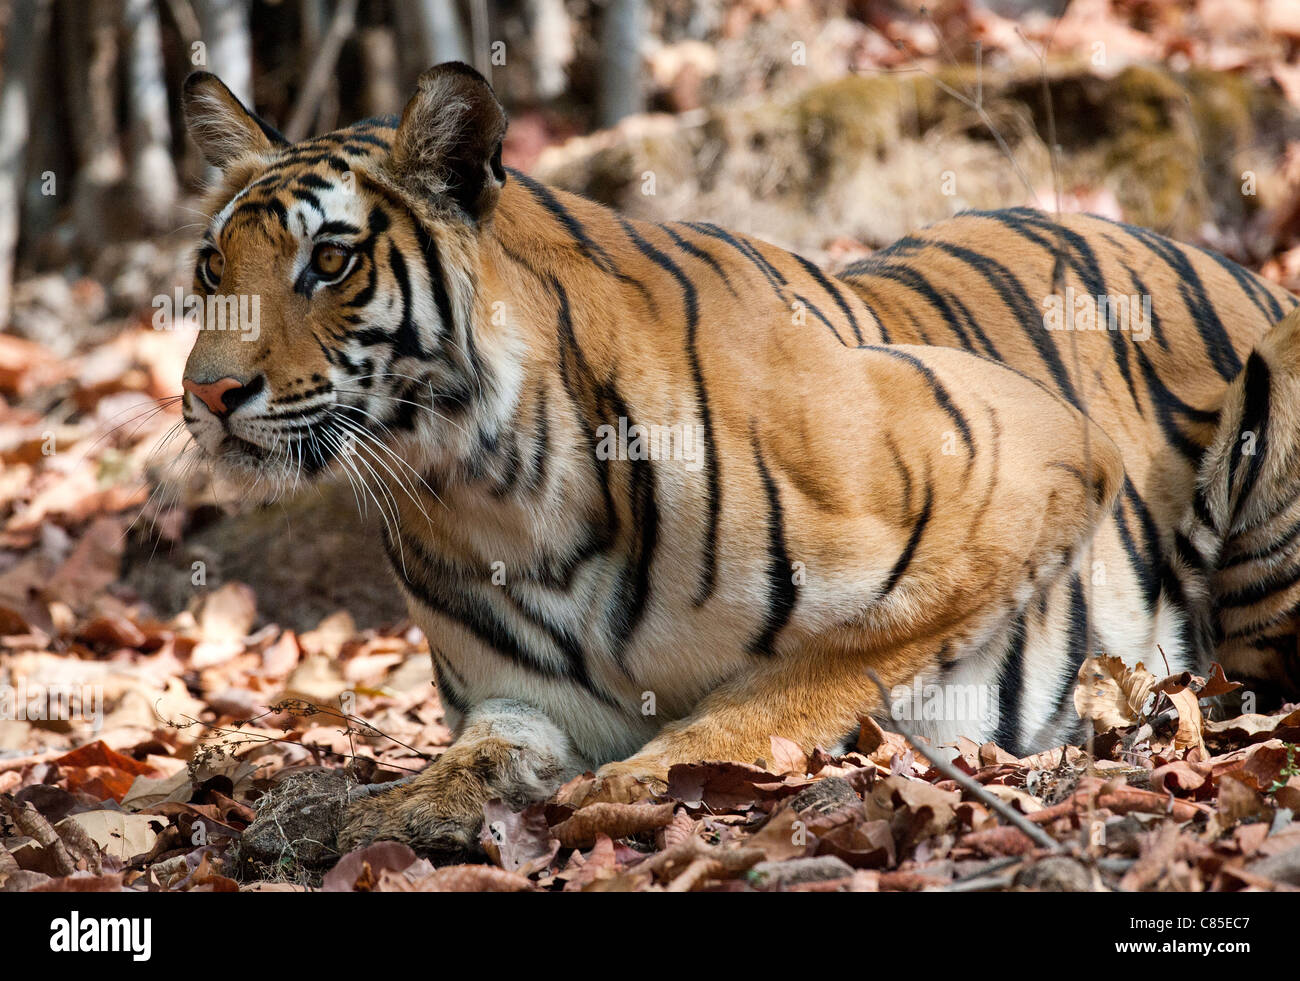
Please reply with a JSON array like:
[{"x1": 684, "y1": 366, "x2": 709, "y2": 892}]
[
  {"x1": 1074, "y1": 655, "x2": 1157, "y2": 731},
  {"x1": 406, "y1": 864, "x2": 534, "y2": 892},
  {"x1": 562, "y1": 835, "x2": 620, "y2": 891},
  {"x1": 61, "y1": 811, "x2": 160, "y2": 863},
  {"x1": 480, "y1": 800, "x2": 558, "y2": 875},
  {"x1": 1198, "y1": 663, "x2": 1243, "y2": 700},
  {"x1": 746, "y1": 807, "x2": 810, "y2": 863},
  {"x1": 817, "y1": 818, "x2": 895, "y2": 869},
  {"x1": 551, "y1": 802, "x2": 676, "y2": 848},
  {"x1": 29, "y1": 873, "x2": 124, "y2": 892},
  {"x1": 196, "y1": 582, "x2": 257, "y2": 643},
  {"x1": 1205, "y1": 709, "x2": 1300, "y2": 744},
  {"x1": 1165, "y1": 686, "x2": 1207, "y2": 756},
  {"x1": 666, "y1": 761, "x2": 801, "y2": 810},
  {"x1": 1218, "y1": 774, "x2": 1269, "y2": 824},
  {"x1": 768, "y1": 734, "x2": 808, "y2": 776},
  {"x1": 961, "y1": 825, "x2": 1038, "y2": 857},
  {"x1": 323, "y1": 842, "x2": 422, "y2": 892},
  {"x1": 1150, "y1": 760, "x2": 1211, "y2": 796}
]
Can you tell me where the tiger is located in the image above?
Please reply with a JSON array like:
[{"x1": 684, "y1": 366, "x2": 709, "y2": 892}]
[{"x1": 178, "y1": 62, "x2": 1300, "y2": 860}]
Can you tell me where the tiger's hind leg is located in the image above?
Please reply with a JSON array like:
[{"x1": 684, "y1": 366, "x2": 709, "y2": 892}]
[{"x1": 1180, "y1": 305, "x2": 1300, "y2": 703}]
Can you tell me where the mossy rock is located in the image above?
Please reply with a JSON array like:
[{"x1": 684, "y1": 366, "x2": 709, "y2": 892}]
[{"x1": 536, "y1": 60, "x2": 1299, "y2": 256}]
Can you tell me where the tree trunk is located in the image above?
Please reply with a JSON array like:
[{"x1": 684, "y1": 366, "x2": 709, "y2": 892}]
[
  {"x1": 0, "y1": 0, "x2": 52, "y2": 329},
  {"x1": 412, "y1": 0, "x2": 469, "y2": 68},
  {"x1": 124, "y1": 0, "x2": 180, "y2": 234},
  {"x1": 529, "y1": 0, "x2": 573, "y2": 101},
  {"x1": 194, "y1": 0, "x2": 252, "y2": 104},
  {"x1": 468, "y1": 0, "x2": 490, "y2": 79},
  {"x1": 65, "y1": 0, "x2": 127, "y2": 253},
  {"x1": 359, "y1": 27, "x2": 402, "y2": 119},
  {"x1": 284, "y1": 0, "x2": 357, "y2": 142},
  {"x1": 599, "y1": 0, "x2": 643, "y2": 128}
]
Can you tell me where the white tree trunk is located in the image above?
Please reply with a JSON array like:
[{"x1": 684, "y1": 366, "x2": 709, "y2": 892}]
[
  {"x1": 124, "y1": 0, "x2": 180, "y2": 233},
  {"x1": 413, "y1": 0, "x2": 469, "y2": 68},
  {"x1": 194, "y1": 0, "x2": 253, "y2": 104},
  {"x1": 529, "y1": 0, "x2": 573, "y2": 101}
]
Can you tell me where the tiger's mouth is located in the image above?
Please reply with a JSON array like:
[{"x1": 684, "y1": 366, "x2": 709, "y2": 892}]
[{"x1": 205, "y1": 423, "x2": 338, "y2": 480}]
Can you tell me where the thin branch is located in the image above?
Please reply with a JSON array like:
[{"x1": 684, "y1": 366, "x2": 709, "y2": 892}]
[{"x1": 865, "y1": 670, "x2": 1063, "y2": 852}]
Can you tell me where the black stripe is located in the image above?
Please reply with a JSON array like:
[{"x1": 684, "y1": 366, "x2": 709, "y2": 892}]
[
  {"x1": 1191, "y1": 243, "x2": 1287, "y2": 321},
  {"x1": 430, "y1": 649, "x2": 470, "y2": 716},
  {"x1": 510, "y1": 169, "x2": 656, "y2": 312},
  {"x1": 748, "y1": 432, "x2": 798, "y2": 655},
  {"x1": 1053, "y1": 575, "x2": 1090, "y2": 712},
  {"x1": 880, "y1": 477, "x2": 933, "y2": 597},
  {"x1": 987, "y1": 210, "x2": 1142, "y2": 411},
  {"x1": 662, "y1": 224, "x2": 739, "y2": 297},
  {"x1": 992, "y1": 617, "x2": 1026, "y2": 755},
  {"x1": 1131, "y1": 343, "x2": 1214, "y2": 462},
  {"x1": 1222, "y1": 513, "x2": 1300, "y2": 569},
  {"x1": 1103, "y1": 216, "x2": 1242, "y2": 380},
  {"x1": 1229, "y1": 351, "x2": 1271, "y2": 529},
  {"x1": 857, "y1": 263, "x2": 982, "y2": 355},
  {"x1": 618, "y1": 218, "x2": 720, "y2": 604},
  {"x1": 413, "y1": 222, "x2": 457, "y2": 338},
  {"x1": 790, "y1": 253, "x2": 864, "y2": 344},
  {"x1": 386, "y1": 528, "x2": 619, "y2": 708},
  {"x1": 868, "y1": 347, "x2": 975, "y2": 461},
  {"x1": 601, "y1": 388, "x2": 660, "y2": 671}
]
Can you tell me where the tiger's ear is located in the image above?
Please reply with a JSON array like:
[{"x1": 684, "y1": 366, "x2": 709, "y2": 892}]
[
  {"x1": 182, "y1": 71, "x2": 287, "y2": 169},
  {"x1": 389, "y1": 62, "x2": 508, "y2": 223}
]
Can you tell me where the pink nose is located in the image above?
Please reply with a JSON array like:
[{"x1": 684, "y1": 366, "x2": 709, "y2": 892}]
[{"x1": 184, "y1": 377, "x2": 245, "y2": 415}]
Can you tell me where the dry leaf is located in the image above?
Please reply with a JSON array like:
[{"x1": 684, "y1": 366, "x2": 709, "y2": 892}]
[{"x1": 1074, "y1": 655, "x2": 1157, "y2": 730}]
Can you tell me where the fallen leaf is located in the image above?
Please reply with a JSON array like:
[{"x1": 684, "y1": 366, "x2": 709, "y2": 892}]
[{"x1": 1074, "y1": 655, "x2": 1157, "y2": 731}]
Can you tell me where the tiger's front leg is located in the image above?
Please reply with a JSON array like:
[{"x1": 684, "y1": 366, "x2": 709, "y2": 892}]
[{"x1": 338, "y1": 699, "x2": 588, "y2": 860}]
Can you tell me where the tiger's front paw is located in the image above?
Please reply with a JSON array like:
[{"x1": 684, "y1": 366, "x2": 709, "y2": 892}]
[{"x1": 337, "y1": 762, "x2": 487, "y2": 862}]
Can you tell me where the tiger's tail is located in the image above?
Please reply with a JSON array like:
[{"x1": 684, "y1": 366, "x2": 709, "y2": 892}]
[{"x1": 1181, "y1": 306, "x2": 1300, "y2": 703}]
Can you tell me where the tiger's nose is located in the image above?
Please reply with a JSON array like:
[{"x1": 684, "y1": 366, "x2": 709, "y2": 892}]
[{"x1": 183, "y1": 375, "x2": 263, "y2": 416}]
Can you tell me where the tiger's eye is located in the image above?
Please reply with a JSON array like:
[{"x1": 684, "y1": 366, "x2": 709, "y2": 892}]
[
  {"x1": 313, "y1": 243, "x2": 350, "y2": 278},
  {"x1": 205, "y1": 251, "x2": 224, "y2": 283}
]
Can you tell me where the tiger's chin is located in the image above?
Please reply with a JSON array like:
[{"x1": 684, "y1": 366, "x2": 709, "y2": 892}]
[{"x1": 193, "y1": 430, "x2": 341, "y2": 501}]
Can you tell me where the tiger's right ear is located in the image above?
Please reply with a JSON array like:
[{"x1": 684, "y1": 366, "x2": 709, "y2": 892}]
[{"x1": 182, "y1": 72, "x2": 287, "y2": 169}]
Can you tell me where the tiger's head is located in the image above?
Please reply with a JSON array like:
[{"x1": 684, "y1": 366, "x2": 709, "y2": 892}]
[{"x1": 179, "y1": 63, "x2": 510, "y2": 494}]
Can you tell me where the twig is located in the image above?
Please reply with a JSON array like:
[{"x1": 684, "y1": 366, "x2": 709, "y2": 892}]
[{"x1": 865, "y1": 670, "x2": 1063, "y2": 852}]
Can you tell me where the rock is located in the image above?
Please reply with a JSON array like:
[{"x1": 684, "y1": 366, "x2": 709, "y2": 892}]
[
  {"x1": 235, "y1": 768, "x2": 352, "y2": 881},
  {"x1": 789, "y1": 776, "x2": 860, "y2": 815},
  {"x1": 124, "y1": 481, "x2": 407, "y2": 632}
]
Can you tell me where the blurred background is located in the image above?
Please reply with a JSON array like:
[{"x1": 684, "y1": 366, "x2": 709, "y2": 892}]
[{"x1": 3, "y1": 0, "x2": 1300, "y2": 658}]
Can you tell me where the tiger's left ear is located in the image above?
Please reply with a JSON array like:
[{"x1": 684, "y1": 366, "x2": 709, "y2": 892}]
[{"x1": 389, "y1": 62, "x2": 508, "y2": 223}]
